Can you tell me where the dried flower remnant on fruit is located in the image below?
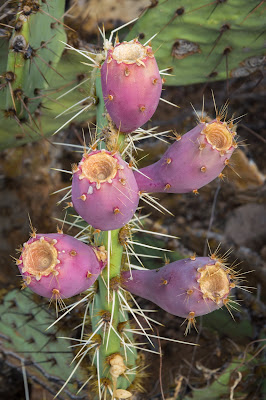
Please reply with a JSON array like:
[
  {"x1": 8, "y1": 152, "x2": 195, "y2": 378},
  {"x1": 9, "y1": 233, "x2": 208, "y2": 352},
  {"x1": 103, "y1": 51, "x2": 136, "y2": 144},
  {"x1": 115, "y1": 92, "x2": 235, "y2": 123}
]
[
  {"x1": 112, "y1": 42, "x2": 146, "y2": 65},
  {"x1": 21, "y1": 237, "x2": 59, "y2": 281},
  {"x1": 201, "y1": 121, "x2": 233, "y2": 151},
  {"x1": 198, "y1": 263, "x2": 230, "y2": 303},
  {"x1": 79, "y1": 152, "x2": 118, "y2": 185}
]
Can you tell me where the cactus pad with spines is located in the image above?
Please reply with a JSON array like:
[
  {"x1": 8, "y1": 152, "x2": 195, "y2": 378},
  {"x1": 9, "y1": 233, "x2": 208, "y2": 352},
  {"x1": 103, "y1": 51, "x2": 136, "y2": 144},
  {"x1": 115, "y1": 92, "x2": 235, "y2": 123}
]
[
  {"x1": 0, "y1": 50, "x2": 94, "y2": 150},
  {"x1": 127, "y1": 0, "x2": 266, "y2": 86},
  {"x1": 1, "y1": 0, "x2": 66, "y2": 117},
  {"x1": 0, "y1": 288, "x2": 86, "y2": 398},
  {"x1": 0, "y1": 1, "x2": 94, "y2": 150}
]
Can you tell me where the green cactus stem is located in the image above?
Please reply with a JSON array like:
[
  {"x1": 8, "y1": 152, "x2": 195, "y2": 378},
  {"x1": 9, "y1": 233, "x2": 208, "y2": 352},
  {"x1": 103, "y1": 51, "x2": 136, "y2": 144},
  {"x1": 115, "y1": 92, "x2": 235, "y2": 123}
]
[{"x1": 87, "y1": 77, "x2": 137, "y2": 397}]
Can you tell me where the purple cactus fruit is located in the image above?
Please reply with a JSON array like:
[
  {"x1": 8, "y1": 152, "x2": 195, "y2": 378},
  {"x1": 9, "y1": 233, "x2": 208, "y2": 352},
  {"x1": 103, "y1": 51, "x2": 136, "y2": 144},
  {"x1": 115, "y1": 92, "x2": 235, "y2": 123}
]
[
  {"x1": 134, "y1": 120, "x2": 237, "y2": 193},
  {"x1": 16, "y1": 233, "x2": 106, "y2": 298},
  {"x1": 122, "y1": 257, "x2": 235, "y2": 320},
  {"x1": 72, "y1": 149, "x2": 140, "y2": 231},
  {"x1": 101, "y1": 39, "x2": 162, "y2": 133}
]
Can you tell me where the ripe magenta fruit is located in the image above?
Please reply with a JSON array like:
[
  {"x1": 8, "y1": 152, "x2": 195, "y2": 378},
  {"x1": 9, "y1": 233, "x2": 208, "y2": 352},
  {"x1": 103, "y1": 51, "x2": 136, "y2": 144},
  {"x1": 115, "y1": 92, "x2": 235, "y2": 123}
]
[
  {"x1": 17, "y1": 233, "x2": 106, "y2": 298},
  {"x1": 101, "y1": 39, "x2": 162, "y2": 133},
  {"x1": 72, "y1": 149, "x2": 140, "y2": 231},
  {"x1": 134, "y1": 120, "x2": 237, "y2": 193},
  {"x1": 122, "y1": 257, "x2": 235, "y2": 319}
]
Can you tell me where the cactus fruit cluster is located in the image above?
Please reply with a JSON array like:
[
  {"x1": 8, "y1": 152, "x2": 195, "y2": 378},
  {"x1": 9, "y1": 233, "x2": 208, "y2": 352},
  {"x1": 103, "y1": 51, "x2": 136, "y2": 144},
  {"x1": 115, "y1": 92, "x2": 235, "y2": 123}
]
[
  {"x1": 6, "y1": 2, "x2": 256, "y2": 399},
  {"x1": 1, "y1": 0, "x2": 264, "y2": 149}
]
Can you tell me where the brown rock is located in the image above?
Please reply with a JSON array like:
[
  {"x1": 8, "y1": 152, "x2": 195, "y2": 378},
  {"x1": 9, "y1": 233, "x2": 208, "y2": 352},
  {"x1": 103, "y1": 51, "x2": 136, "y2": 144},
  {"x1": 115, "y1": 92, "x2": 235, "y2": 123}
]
[{"x1": 225, "y1": 203, "x2": 266, "y2": 250}]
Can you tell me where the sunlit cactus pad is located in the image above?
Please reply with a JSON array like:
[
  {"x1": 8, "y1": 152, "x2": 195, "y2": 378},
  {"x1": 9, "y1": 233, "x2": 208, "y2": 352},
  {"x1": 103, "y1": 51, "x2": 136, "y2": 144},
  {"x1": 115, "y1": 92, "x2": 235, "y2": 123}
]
[{"x1": 127, "y1": 0, "x2": 265, "y2": 85}]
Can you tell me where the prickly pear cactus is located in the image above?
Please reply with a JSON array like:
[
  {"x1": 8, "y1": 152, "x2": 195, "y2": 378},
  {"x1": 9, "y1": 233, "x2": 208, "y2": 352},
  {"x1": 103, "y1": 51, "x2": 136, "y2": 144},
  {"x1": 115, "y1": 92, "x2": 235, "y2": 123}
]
[
  {"x1": 0, "y1": 0, "x2": 94, "y2": 150},
  {"x1": 127, "y1": 0, "x2": 266, "y2": 85},
  {"x1": 6, "y1": 8, "x2": 256, "y2": 400}
]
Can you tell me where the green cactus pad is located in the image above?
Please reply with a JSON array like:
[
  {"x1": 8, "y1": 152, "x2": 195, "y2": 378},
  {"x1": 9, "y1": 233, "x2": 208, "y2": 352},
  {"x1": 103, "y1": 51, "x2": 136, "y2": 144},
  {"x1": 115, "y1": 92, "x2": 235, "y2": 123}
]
[
  {"x1": 183, "y1": 353, "x2": 263, "y2": 400},
  {"x1": 0, "y1": 51, "x2": 94, "y2": 150},
  {"x1": 0, "y1": 289, "x2": 86, "y2": 398},
  {"x1": 127, "y1": 0, "x2": 265, "y2": 86},
  {"x1": 1, "y1": 0, "x2": 66, "y2": 116},
  {"x1": 0, "y1": 0, "x2": 95, "y2": 150}
]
